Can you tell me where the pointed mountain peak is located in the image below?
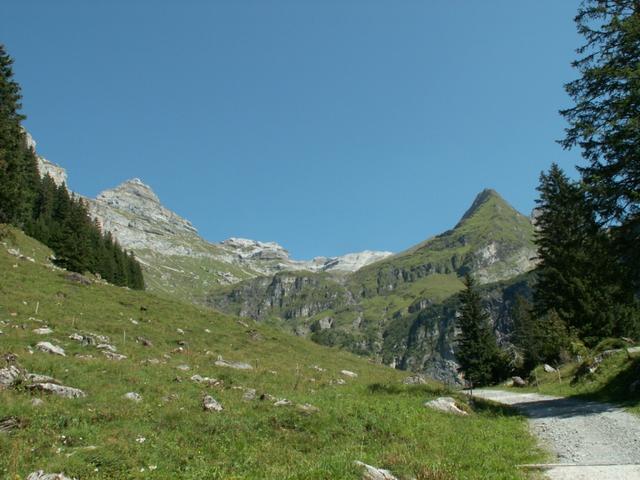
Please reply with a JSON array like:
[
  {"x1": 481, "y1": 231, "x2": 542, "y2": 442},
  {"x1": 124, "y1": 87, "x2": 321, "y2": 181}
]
[
  {"x1": 456, "y1": 188, "x2": 512, "y2": 226},
  {"x1": 98, "y1": 178, "x2": 161, "y2": 205}
]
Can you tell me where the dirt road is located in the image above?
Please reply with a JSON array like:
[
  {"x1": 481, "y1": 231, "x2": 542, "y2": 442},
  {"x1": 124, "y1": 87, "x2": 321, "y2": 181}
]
[{"x1": 472, "y1": 389, "x2": 640, "y2": 479}]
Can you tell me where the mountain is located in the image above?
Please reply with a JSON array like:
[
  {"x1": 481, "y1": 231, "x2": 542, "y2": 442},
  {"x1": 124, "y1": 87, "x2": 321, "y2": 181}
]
[
  {"x1": 29, "y1": 133, "x2": 391, "y2": 303},
  {"x1": 208, "y1": 189, "x2": 537, "y2": 381}
]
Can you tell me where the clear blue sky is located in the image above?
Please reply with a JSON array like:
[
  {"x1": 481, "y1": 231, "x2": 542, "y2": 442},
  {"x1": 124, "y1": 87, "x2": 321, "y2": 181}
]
[{"x1": 3, "y1": 0, "x2": 583, "y2": 259}]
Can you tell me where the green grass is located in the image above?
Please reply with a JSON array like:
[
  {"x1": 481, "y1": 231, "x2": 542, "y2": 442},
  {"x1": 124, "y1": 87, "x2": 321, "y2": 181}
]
[
  {"x1": 502, "y1": 350, "x2": 640, "y2": 415},
  {"x1": 1, "y1": 227, "x2": 544, "y2": 479}
]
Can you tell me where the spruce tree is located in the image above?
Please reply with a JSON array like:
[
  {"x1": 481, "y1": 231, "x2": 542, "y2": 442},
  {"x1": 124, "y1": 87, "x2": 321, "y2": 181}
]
[
  {"x1": 0, "y1": 44, "x2": 39, "y2": 225},
  {"x1": 560, "y1": 0, "x2": 640, "y2": 284},
  {"x1": 456, "y1": 274, "x2": 505, "y2": 388},
  {"x1": 534, "y1": 164, "x2": 638, "y2": 343}
]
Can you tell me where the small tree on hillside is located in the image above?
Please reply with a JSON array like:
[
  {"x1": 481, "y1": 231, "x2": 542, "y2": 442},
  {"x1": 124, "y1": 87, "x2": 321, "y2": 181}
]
[{"x1": 456, "y1": 274, "x2": 505, "y2": 388}]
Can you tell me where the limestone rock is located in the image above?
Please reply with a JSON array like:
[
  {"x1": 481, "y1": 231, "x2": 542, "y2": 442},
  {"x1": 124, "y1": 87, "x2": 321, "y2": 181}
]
[
  {"x1": 26, "y1": 373, "x2": 60, "y2": 384},
  {"x1": 28, "y1": 382, "x2": 86, "y2": 399},
  {"x1": 36, "y1": 342, "x2": 66, "y2": 356},
  {"x1": 242, "y1": 389, "x2": 257, "y2": 401},
  {"x1": 512, "y1": 376, "x2": 527, "y2": 387},
  {"x1": 543, "y1": 364, "x2": 557, "y2": 373},
  {"x1": 27, "y1": 471, "x2": 75, "y2": 480},
  {"x1": 424, "y1": 397, "x2": 468, "y2": 416},
  {"x1": 214, "y1": 356, "x2": 253, "y2": 370},
  {"x1": 403, "y1": 374, "x2": 428, "y2": 385},
  {"x1": 0, "y1": 365, "x2": 23, "y2": 389},
  {"x1": 354, "y1": 461, "x2": 398, "y2": 480},
  {"x1": 33, "y1": 327, "x2": 53, "y2": 335},
  {"x1": 123, "y1": 392, "x2": 142, "y2": 402},
  {"x1": 203, "y1": 395, "x2": 223, "y2": 412},
  {"x1": 102, "y1": 351, "x2": 127, "y2": 361},
  {"x1": 340, "y1": 370, "x2": 358, "y2": 378},
  {"x1": 296, "y1": 403, "x2": 319, "y2": 414},
  {"x1": 274, "y1": 399, "x2": 292, "y2": 407}
]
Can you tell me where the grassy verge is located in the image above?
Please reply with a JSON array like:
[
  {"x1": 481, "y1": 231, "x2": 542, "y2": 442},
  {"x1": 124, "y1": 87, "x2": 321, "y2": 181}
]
[
  {"x1": 0, "y1": 227, "x2": 544, "y2": 479},
  {"x1": 502, "y1": 351, "x2": 640, "y2": 415}
]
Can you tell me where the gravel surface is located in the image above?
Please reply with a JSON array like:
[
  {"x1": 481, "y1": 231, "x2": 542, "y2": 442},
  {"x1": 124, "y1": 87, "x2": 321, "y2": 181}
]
[{"x1": 473, "y1": 389, "x2": 640, "y2": 479}]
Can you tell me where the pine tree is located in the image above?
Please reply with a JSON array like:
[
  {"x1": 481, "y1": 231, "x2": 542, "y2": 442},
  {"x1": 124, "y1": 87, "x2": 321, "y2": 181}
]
[
  {"x1": 560, "y1": 0, "x2": 640, "y2": 284},
  {"x1": 0, "y1": 44, "x2": 39, "y2": 225},
  {"x1": 534, "y1": 164, "x2": 638, "y2": 343},
  {"x1": 456, "y1": 274, "x2": 506, "y2": 388}
]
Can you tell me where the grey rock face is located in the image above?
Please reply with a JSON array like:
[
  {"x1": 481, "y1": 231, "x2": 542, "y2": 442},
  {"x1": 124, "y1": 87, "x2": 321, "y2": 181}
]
[{"x1": 35, "y1": 342, "x2": 66, "y2": 356}]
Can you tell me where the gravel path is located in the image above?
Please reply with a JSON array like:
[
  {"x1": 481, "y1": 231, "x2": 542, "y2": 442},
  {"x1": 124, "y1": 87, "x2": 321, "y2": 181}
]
[{"x1": 472, "y1": 389, "x2": 640, "y2": 479}]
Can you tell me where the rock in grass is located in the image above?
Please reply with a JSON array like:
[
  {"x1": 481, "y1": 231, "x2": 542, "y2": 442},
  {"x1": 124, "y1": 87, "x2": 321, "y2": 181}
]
[
  {"x1": 123, "y1": 392, "x2": 142, "y2": 402},
  {"x1": 403, "y1": 374, "x2": 428, "y2": 385},
  {"x1": 190, "y1": 374, "x2": 222, "y2": 387},
  {"x1": 424, "y1": 397, "x2": 468, "y2": 416},
  {"x1": 27, "y1": 471, "x2": 76, "y2": 480},
  {"x1": 176, "y1": 364, "x2": 190, "y2": 371},
  {"x1": 274, "y1": 399, "x2": 292, "y2": 407},
  {"x1": 27, "y1": 382, "x2": 86, "y2": 399},
  {"x1": 26, "y1": 373, "x2": 60, "y2": 384},
  {"x1": 136, "y1": 336, "x2": 153, "y2": 347},
  {"x1": 543, "y1": 364, "x2": 557, "y2": 373},
  {"x1": 0, "y1": 365, "x2": 23, "y2": 389},
  {"x1": 214, "y1": 356, "x2": 253, "y2": 370},
  {"x1": 96, "y1": 343, "x2": 117, "y2": 352},
  {"x1": 102, "y1": 351, "x2": 127, "y2": 361},
  {"x1": 31, "y1": 398, "x2": 44, "y2": 407},
  {"x1": 296, "y1": 403, "x2": 319, "y2": 414},
  {"x1": 203, "y1": 395, "x2": 223, "y2": 412},
  {"x1": 33, "y1": 327, "x2": 53, "y2": 335},
  {"x1": 35, "y1": 341, "x2": 65, "y2": 356},
  {"x1": 512, "y1": 376, "x2": 527, "y2": 387},
  {"x1": 0, "y1": 416, "x2": 24, "y2": 433},
  {"x1": 242, "y1": 389, "x2": 257, "y2": 401},
  {"x1": 340, "y1": 370, "x2": 358, "y2": 378},
  {"x1": 354, "y1": 461, "x2": 398, "y2": 480}
]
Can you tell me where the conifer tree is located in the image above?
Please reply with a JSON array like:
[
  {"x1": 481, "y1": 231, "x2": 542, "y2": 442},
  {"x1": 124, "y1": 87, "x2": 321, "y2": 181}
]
[
  {"x1": 560, "y1": 0, "x2": 640, "y2": 284},
  {"x1": 456, "y1": 274, "x2": 506, "y2": 387},
  {"x1": 534, "y1": 164, "x2": 638, "y2": 343}
]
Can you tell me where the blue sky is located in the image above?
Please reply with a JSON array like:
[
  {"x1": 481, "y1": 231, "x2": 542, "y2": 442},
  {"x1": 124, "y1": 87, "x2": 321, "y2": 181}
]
[{"x1": 3, "y1": 0, "x2": 583, "y2": 259}]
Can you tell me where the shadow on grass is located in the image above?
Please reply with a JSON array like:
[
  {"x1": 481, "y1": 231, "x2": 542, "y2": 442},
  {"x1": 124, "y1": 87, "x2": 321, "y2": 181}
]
[
  {"x1": 574, "y1": 356, "x2": 640, "y2": 409},
  {"x1": 469, "y1": 397, "x2": 525, "y2": 418},
  {"x1": 367, "y1": 382, "x2": 451, "y2": 397}
]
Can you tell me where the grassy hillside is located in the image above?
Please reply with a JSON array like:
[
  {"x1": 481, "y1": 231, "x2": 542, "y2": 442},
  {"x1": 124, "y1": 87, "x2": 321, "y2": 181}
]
[
  {"x1": 505, "y1": 348, "x2": 640, "y2": 415},
  {"x1": 208, "y1": 190, "x2": 536, "y2": 380},
  {"x1": 0, "y1": 226, "x2": 545, "y2": 479}
]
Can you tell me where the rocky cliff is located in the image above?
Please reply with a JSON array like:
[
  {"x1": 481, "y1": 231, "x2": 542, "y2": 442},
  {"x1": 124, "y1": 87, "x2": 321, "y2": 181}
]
[{"x1": 208, "y1": 189, "x2": 538, "y2": 381}]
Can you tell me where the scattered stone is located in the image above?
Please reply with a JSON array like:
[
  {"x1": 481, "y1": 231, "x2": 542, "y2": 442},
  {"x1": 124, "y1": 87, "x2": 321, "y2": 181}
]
[
  {"x1": 403, "y1": 374, "x2": 428, "y2": 385},
  {"x1": 354, "y1": 461, "x2": 398, "y2": 480},
  {"x1": 65, "y1": 272, "x2": 91, "y2": 285},
  {"x1": 74, "y1": 354, "x2": 94, "y2": 360},
  {"x1": 176, "y1": 328, "x2": 185, "y2": 335},
  {"x1": 296, "y1": 403, "x2": 320, "y2": 413},
  {"x1": 203, "y1": 395, "x2": 223, "y2": 412},
  {"x1": 544, "y1": 364, "x2": 557, "y2": 373},
  {"x1": 340, "y1": 370, "x2": 358, "y2": 378},
  {"x1": 102, "y1": 351, "x2": 127, "y2": 361},
  {"x1": 123, "y1": 392, "x2": 142, "y2": 402},
  {"x1": 0, "y1": 416, "x2": 24, "y2": 433},
  {"x1": 36, "y1": 342, "x2": 66, "y2": 356},
  {"x1": 177, "y1": 340, "x2": 188, "y2": 347},
  {"x1": 512, "y1": 376, "x2": 527, "y2": 387},
  {"x1": 27, "y1": 471, "x2": 75, "y2": 480},
  {"x1": 33, "y1": 327, "x2": 53, "y2": 335},
  {"x1": 332, "y1": 378, "x2": 346, "y2": 385},
  {"x1": 26, "y1": 373, "x2": 60, "y2": 384},
  {"x1": 135, "y1": 436, "x2": 146, "y2": 444},
  {"x1": 172, "y1": 347, "x2": 185, "y2": 354},
  {"x1": 424, "y1": 397, "x2": 468, "y2": 416},
  {"x1": 310, "y1": 365, "x2": 326, "y2": 372},
  {"x1": 190, "y1": 375, "x2": 222, "y2": 387},
  {"x1": 142, "y1": 358, "x2": 161, "y2": 365},
  {"x1": 274, "y1": 399, "x2": 292, "y2": 407},
  {"x1": 214, "y1": 356, "x2": 253, "y2": 370},
  {"x1": 176, "y1": 364, "x2": 190, "y2": 371},
  {"x1": 204, "y1": 328, "x2": 211, "y2": 333},
  {"x1": 247, "y1": 329, "x2": 264, "y2": 341},
  {"x1": 0, "y1": 365, "x2": 24, "y2": 389},
  {"x1": 242, "y1": 389, "x2": 257, "y2": 401},
  {"x1": 31, "y1": 398, "x2": 44, "y2": 407},
  {"x1": 28, "y1": 383, "x2": 86, "y2": 399},
  {"x1": 136, "y1": 336, "x2": 153, "y2": 346},
  {"x1": 130, "y1": 318, "x2": 139, "y2": 325},
  {"x1": 260, "y1": 393, "x2": 276, "y2": 402},
  {"x1": 68, "y1": 333, "x2": 95, "y2": 346},
  {"x1": 96, "y1": 343, "x2": 117, "y2": 352}
]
